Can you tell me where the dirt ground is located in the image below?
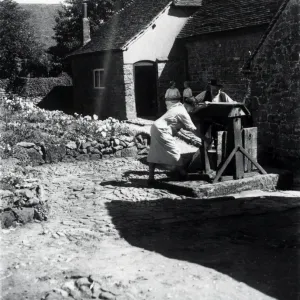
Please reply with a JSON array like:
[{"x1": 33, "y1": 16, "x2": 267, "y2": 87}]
[{"x1": 1, "y1": 157, "x2": 300, "y2": 300}]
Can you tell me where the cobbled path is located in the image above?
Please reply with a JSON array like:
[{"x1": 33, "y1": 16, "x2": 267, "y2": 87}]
[{"x1": 1, "y1": 157, "x2": 300, "y2": 300}]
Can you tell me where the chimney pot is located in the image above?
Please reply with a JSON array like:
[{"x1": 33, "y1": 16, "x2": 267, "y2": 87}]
[
  {"x1": 83, "y1": 1, "x2": 87, "y2": 19},
  {"x1": 82, "y1": 0, "x2": 91, "y2": 45}
]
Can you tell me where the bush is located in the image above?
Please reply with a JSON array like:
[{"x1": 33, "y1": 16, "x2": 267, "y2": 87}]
[
  {"x1": 7, "y1": 74, "x2": 72, "y2": 97},
  {"x1": 0, "y1": 79, "x2": 9, "y2": 90}
]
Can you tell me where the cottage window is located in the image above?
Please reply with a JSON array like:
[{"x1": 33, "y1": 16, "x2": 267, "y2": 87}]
[{"x1": 93, "y1": 69, "x2": 105, "y2": 89}]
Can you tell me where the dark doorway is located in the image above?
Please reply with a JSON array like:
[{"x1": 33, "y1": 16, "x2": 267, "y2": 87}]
[{"x1": 134, "y1": 62, "x2": 157, "y2": 118}]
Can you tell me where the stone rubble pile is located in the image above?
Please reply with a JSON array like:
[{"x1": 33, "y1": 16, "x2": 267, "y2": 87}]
[
  {"x1": 42, "y1": 274, "x2": 135, "y2": 300},
  {"x1": 0, "y1": 177, "x2": 49, "y2": 228}
]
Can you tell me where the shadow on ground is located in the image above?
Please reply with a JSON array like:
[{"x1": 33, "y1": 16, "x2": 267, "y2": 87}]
[
  {"x1": 106, "y1": 196, "x2": 300, "y2": 300},
  {"x1": 102, "y1": 179, "x2": 151, "y2": 188},
  {"x1": 138, "y1": 152, "x2": 197, "y2": 169}
]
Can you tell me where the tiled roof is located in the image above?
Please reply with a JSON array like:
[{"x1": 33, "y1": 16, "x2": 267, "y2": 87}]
[
  {"x1": 243, "y1": 0, "x2": 291, "y2": 70},
  {"x1": 173, "y1": 0, "x2": 203, "y2": 6},
  {"x1": 69, "y1": 0, "x2": 172, "y2": 56},
  {"x1": 178, "y1": 0, "x2": 283, "y2": 38}
]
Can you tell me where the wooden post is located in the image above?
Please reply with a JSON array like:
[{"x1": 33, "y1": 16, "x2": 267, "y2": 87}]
[
  {"x1": 239, "y1": 147, "x2": 267, "y2": 175},
  {"x1": 217, "y1": 131, "x2": 227, "y2": 169},
  {"x1": 243, "y1": 127, "x2": 258, "y2": 172},
  {"x1": 232, "y1": 117, "x2": 244, "y2": 179},
  {"x1": 200, "y1": 122, "x2": 211, "y2": 173}
]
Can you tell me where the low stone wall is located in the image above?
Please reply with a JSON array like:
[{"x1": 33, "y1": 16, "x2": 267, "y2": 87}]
[
  {"x1": 10, "y1": 134, "x2": 150, "y2": 166},
  {"x1": 0, "y1": 178, "x2": 49, "y2": 228},
  {"x1": 0, "y1": 79, "x2": 9, "y2": 90}
]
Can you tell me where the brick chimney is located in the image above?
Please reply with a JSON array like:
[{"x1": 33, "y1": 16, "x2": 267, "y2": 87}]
[{"x1": 82, "y1": 0, "x2": 91, "y2": 45}]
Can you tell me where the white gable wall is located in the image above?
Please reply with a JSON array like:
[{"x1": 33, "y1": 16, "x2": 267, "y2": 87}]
[
  {"x1": 123, "y1": 6, "x2": 190, "y2": 64},
  {"x1": 122, "y1": 5, "x2": 191, "y2": 118}
]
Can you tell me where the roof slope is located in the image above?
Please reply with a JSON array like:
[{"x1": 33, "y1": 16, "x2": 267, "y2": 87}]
[
  {"x1": 70, "y1": 0, "x2": 172, "y2": 56},
  {"x1": 178, "y1": 0, "x2": 283, "y2": 38},
  {"x1": 174, "y1": 0, "x2": 203, "y2": 6}
]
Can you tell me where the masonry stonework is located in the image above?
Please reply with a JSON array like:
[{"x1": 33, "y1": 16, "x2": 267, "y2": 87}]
[
  {"x1": 156, "y1": 62, "x2": 168, "y2": 115},
  {"x1": 72, "y1": 52, "x2": 126, "y2": 119},
  {"x1": 249, "y1": 0, "x2": 300, "y2": 167},
  {"x1": 123, "y1": 64, "x2": 137, "y2": 119},
  {"x1": 184, "y1": 27, "x2": 267, "y2": 101}
]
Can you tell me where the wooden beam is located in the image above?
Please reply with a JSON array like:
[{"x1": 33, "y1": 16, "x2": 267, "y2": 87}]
[
  {"x1": 232, "y1": 118, "x2": 244, "y2": 179},
  {"x1": 213, "y1": 146, "x2": 239, "y2": 183},
  {"x1": 200, "y1": 123, "x2": 211, "y2": 173},
  {"x1": 243, "y1": 127, "x2": 258, "y2": 172},
  {"x1": 217, "y1": 131, "x2": 227, "y2": 168},
  {"x1": 239, "y1": 147, "x2": 267, "y2": 175}
]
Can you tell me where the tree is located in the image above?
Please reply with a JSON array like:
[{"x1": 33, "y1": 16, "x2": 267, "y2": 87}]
[
  {"x1": 49, "y1": 0, "x2": 126, "y2": 74},
  {"x1": 0, "y1": 0, "x2": 45, "y2": 79}
]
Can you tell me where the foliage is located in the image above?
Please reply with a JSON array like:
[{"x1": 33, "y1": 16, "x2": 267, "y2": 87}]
[
  {"x1": 0, "y1": 0, "x2": 48, "y2": 79},
  {"x1": 49, "y1": 0, "x2": 126, "y2": 73},
  {"x1": 20, "y1": 4, "x2": 60, "y2": 50},
  {"x1": 8, "y1": 75, "x2": 72, "y2": 97}
]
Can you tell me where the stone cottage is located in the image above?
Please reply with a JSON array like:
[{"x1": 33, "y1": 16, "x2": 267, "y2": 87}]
[
  {"x1": 68, "y1": 0, "x2": 283, "y2": 120},
  {"x1": 242, "y1": 0, "x2": 300, "y2": 167},
  {"x1": 68, "y1": 0, "x2": 202, "y2": 119}
]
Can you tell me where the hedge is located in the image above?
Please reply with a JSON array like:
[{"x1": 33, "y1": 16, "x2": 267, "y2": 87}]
[
  {"x1": 9, "y1": 74, "x2": 72, "y2": 97},
  {"x1": 0, "y1": 79, "x2": 9, "y2": 90}
]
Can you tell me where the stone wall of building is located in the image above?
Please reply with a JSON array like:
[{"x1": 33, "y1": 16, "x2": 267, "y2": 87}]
[
  {"x1": 72, "y1": 51, "x2": 127, "y2": 119},
  {"x1": 157, "y1": 62, "x2": 167, "y2": 114},
  {"x1": 249, "y1": 0, "x2": 300, "y2": 167},
  {"x1": 184, "y1": 26, "x2": 267, "y2": 101},
  {"x1": 123, "y1": 64, "x2": 137, "y2": 119}
]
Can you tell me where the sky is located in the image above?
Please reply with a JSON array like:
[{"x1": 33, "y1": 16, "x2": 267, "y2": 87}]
[{"x1": 16, "y1": 0, "x2": 64, "y2": 3}]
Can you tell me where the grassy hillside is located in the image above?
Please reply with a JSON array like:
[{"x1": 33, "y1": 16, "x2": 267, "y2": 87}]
[{"x1": 20, "y1": 4, "x2": 62, "y2": 50}]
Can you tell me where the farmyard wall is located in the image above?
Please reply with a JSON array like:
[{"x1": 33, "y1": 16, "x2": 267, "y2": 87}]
[
  {"x1": 184, "y1": 26, "x2": 267, "y2": 101},
  {"x1": 249, "y1": 0, "x2": 300, "y2": 167}
]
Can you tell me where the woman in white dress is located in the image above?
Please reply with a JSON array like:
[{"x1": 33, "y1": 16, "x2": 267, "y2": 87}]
[
  {"x1": 147, "y1": 102, "x2": 208, "y2": 184},
  {"x1": 165, "y1": 81, "x2": 181, "y2": 111},
  {"x1": 183, "y1": 81, "x2": 193, "y2": 101},
  {"x1": 182, "y1": 81, "x2": 194, "y2": 113}
]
